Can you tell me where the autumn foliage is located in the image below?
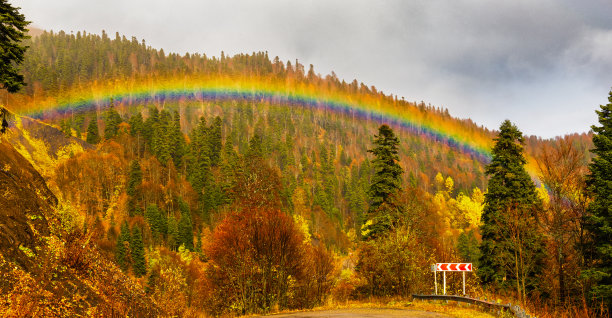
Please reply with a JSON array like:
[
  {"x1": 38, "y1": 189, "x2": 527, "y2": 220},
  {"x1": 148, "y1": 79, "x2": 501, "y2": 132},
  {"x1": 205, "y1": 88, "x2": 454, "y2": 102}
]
[{"x1": 206, "y1": 206, "x2": 333, "y2": 315}]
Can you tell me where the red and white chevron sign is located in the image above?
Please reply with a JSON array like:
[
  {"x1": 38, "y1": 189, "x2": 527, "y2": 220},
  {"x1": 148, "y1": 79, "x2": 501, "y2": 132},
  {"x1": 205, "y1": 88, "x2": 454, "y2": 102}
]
[{"x1": 436, "y1": 263, "x2": 472, "y2": 271}]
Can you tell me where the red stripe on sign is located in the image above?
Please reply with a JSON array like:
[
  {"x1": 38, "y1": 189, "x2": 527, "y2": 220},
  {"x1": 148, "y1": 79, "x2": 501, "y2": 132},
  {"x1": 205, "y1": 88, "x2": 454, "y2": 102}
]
[{"x1": 436, "y1": 263, "x2": 472, "y2": 271}]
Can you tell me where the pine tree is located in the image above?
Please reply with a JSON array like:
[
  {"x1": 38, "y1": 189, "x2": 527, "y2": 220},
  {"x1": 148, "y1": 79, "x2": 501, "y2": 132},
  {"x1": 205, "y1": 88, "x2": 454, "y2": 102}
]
[
  {"x1": 170, "y1": 110, "x2": 186, "y2": 168},
  {"x1": 208, "y1": 116, "x2": 223, "y2": 166},
  {"x1": 188, "y1": 116, "x2": 211, "y2": 199},
  {"x1": 167, "y1": 215, "x2": 179, "y2": 250},
  {"x1": 478, "y1": 120, "x2": 544, "y2": 302},
  {"x1": 152, "y1": 110, "x2": 172, "y2": 165},
  {"x1": 103, "y1": 101, "x2": 122, "y2": 139},
  {"x1": 457, "y1": 229, "x2": 480, "y2": 263},
  {"x1": 115, "y1": 221, "x2": 131, "y2": 271},
  {"x1": 131, "y1": 226, "x2": 147, "y2": 277},
  {"x1": 145, "y1": 204, "x2": 165, "y2": 243},
  {"x1": 248, "y1": 134, "x2": 263, "y2": 158},
  {"x1": 86, "y1": 116, "x2": 100, "y2": 144},
  {"x1": 142, "y1": 107, "x2": 159, "y2": 150},
  {"x1": 362, "y1": 125, "x2": 403, "y2": 239},
  {"x1": 584, "y1": 90, "x2": 612, "y2": 309},
  {"x1": 128, "y1": 112, "x2": 143, "y2": 137},
  {"x1": 178, "y1": 199, "x2": 194, "y2": 251},
  {"x1": 367, "y1": 125, "x2": 403, "y2": 210},
  {"x1": 126, "y1": 159, "x2": 142, "y2": 197},
  {"x1": 0, "y1": 0, "x2": 30, "y2": 93}
]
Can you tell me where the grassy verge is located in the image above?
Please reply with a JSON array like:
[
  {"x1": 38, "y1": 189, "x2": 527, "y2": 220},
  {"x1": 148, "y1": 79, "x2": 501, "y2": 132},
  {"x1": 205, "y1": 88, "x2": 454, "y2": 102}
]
[{"x1": 249, "y1": 299, "x2": 498, "y2": 318}]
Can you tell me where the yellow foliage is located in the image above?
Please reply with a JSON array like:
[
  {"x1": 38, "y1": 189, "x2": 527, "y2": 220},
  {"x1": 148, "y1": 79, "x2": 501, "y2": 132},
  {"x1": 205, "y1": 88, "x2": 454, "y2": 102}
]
[
  {"x1": 455, "y1": 193, "x2": 483, "y2": 229},
  {"x1": 360, "y1": 219, "x2": 373, "y2": 238},
  {"x1": 293, "y1": 214, "x2": 312, "y2": 244},
  {"x1": 55, "y1": 142, "x2": 84, "y2": 162},
  {"x1": 472, "y1": 187, "x2": 485, "y2": 204},
  {"x1": 535, "y1": 183, "x2": 550, "y2": 209},
  {"x1": 444, "y1": 176, "x2": 454, "y2": 192},
  {"x1": 435, "y1": 172, "x2": 444, "y2": 188},
  {"x1": 178, "y1": 244, "x2": 193, "y2": 263},
  {"x1": 52, "y1": 201, "x2": 84, "y2": 235}
]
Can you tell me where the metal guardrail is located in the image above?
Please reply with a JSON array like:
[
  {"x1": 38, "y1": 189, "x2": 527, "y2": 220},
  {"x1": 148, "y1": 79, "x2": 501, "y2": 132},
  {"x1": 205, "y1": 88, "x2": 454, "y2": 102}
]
[{"x1": 412, "y1": 294, "x2": 534, "y2": 318}]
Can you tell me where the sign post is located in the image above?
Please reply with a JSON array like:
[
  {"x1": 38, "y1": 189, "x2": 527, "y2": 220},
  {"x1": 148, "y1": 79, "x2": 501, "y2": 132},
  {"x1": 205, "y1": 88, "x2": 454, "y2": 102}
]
[
  {"x1": 430, "y1": 264, "x2": 437, "y2": 295},
  {"x1": 463, "y1": 271, "x2": 466, "y2": 295},
  {"x1": 433, "y1": 263, "x2": 473, "y2": 296},
  {"x1": 443, "y1": 271, "x2": 446, "y2": 295}
]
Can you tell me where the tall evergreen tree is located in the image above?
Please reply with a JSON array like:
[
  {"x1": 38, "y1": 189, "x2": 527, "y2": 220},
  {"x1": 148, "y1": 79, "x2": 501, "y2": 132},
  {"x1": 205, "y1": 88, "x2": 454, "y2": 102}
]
[
  {"x1": 208, "y1": 116, "x2": 223, "y2": 166},
  {"x1": 126, "y1": 159, "x2": 142, "y2": 197},
  {"x1": 103, "y1": 101, "x2": 122, "y2": 139},
  {"x1": 131, "y1": 226, "x2": 147, "y2": 277},
  {"x1": 367, "y1": 124, "x2": 403, "y2": 211},
  {"x1": 170, "y1": 110, "x2": 186, "y2": 168},
  {"x1": 584, "y1": 90, "x2": 612, "y2": 309},
  {"x1": 86, "y1": 116, "x2": 100, "y2": 144},
  {"x1": 115, "y1": 221, "x2": 131, "y2": 271},
  {"x1": 128, "y1": 112, "x2": 143, "y2": 137},
  {"x1": 142, "y1": 107, "x2": 159, "y2": 150},
  {"x1": 188, "y1": 116, "x2": 211, "y2": 199},
  {"x1": 0, "y1": 0, "x2": 30, "y2": 93},
  {"x1": 247, "y1": 134, "x2": 263, "y2": 158},
  {"x1": 478, "y1": 120, "x2": 544, "y2": 302},
  {"x1": 145, "y1": 204, "x2": 166, "y2": 243},
  {"x1": 152, "y1": 110, "x2": 172, "y2": 165},
  {"x1": 361, "y1": 125, "x2": 403, "y2": 239},
  {"x1": 178, "y1": 199, "x2": 194, "y2": 251},
  {"x1": 167, "y1": 215, "x2": 179, "y2": 250}
]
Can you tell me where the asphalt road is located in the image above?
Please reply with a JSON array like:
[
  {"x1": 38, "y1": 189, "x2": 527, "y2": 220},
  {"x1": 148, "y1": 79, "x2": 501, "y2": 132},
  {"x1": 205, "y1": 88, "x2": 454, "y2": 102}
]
[{"x1": 259, "y1": 308, "x2": 451, "y2": 318}]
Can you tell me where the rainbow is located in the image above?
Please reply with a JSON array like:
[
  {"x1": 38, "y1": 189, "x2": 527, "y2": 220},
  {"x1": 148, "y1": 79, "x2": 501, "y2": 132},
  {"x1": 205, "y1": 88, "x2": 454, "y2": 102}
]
[{"x1": 11, "y1": 75, "x2": 495, "y2": 161}]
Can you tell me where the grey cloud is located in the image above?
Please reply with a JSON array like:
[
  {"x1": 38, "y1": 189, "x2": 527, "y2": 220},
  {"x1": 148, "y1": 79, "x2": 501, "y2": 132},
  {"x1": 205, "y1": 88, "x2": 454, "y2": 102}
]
[{"x1": 13, "y1": 0, "x2": 612, "y2": 137}]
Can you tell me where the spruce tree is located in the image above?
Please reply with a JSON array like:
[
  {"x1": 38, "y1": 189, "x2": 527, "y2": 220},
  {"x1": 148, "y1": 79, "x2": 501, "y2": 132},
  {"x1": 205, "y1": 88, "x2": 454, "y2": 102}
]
[
  {"x1": 170, "y1": 110, "x2": 186, "y2": 168},
  {"x1": 584, "y1": 90, "x2": 612, "y2": 309},
  {"x1": 362, "y1": 124, "x2": 403, "y2": 239},
  {"x1": 478, "y1": 120, "x2": 544, "y2": 300},
  {"x1": 178, "y1": 199, "x2": 194, "y2": 251},
  {"x1": 0, "y1": 0, "x2": 30, "y2": 93},
  {"x1": 86, "y1": 116, "x2": 100, "y2": 144},
  {"x1": 126, "y1": 159, "x2": 142, "y2": 197},
  {"x1": 146, "y1": 204, "x2": 163, "y2": 243},
  {"x1": 167, "y1": 215, "x2": 179, "y2": 250},
  {"x1": 142, "y1": 107, "x2": 159, "y2": 150},
  {"x1": 115, "y1": 221, "x2": 131, "y2": 271},
  {"x1": 103, "y1": 101, "x2": 122, "y2": 139},
  {"x1": 208, "y1": 116, "x2": 223, "y2": 166},
  {"x1": 129, "y1": 112, "x2": 143, "y2": 137},
  {"x1": 131, "y1": 226, "x2": 147, "y2": 277},
  {"x1": 152, "y1": 110, "x2": 172, "y2": 165},
  {"x1": 367, "y1": 124, "x2": 403, "y2": 210},
  {"x1": 248, "y1": 134, "x2": 263, "y2": 158}
]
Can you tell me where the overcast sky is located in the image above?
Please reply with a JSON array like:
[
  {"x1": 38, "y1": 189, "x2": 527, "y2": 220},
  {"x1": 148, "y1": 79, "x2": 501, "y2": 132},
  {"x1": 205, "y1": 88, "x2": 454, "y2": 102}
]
[{"x1": 13, "y1": 0, "x2": 612, "y2": 138}]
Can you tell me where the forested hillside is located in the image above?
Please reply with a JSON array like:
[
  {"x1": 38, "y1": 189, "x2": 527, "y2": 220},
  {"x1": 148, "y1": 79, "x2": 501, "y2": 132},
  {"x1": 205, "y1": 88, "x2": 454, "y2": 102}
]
[{"x1": 0, "y1": 29, "x2": 602, "y2": 317}]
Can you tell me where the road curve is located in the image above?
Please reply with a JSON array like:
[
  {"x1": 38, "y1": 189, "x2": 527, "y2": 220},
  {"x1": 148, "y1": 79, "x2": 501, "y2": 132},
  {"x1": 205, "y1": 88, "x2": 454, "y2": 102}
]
[{"x1": 258, "y1": 308, "x2": 451, "y2": 318}]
